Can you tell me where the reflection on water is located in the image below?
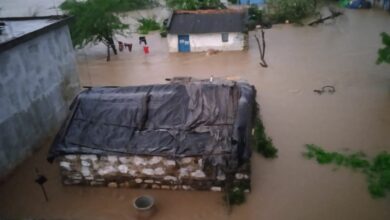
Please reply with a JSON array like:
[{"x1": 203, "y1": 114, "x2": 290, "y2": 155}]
[{"x1": 0, "y1": 8, "x2": 390, "y2": 220}]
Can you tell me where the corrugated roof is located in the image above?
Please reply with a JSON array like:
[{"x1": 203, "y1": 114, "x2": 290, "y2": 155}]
[{"x1": 168, "y1": 10, "x2": 246, "y2": 34}]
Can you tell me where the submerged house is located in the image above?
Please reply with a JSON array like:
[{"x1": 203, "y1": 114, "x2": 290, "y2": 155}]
[
  {"x1": 167, "y1": 10, "x2": 248, "y2": 52},
  {"x1": 48, "y1": 78, "x2": 255, "y2": 191},
  {"x1": 239, "y1": 0, "x2": 266, "y2": 5}
]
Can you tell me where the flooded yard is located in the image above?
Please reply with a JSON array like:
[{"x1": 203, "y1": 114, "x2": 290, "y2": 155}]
[{"x1": 0, "y1": 8, "x2": 390, "y2": 220}]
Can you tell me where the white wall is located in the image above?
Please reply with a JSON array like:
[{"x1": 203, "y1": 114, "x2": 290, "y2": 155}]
[
  {"x1": 167, "y1": 32, "x2": 246, "y2": 52},
  {"x1": 167, "y1": 34, "x2": 179, "y2": 52}
]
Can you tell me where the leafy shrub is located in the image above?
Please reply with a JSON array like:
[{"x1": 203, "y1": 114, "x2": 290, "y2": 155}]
[
  {"x1": 267, "y1": 0, "x2": 316, "y2": 23},
  {"x1": 246, "y1": 19, "x2": 257, "y2": 31},
  {"x1": 225, "y1": 187, "x2": 246, "y2": 205},
  {"x1": 249, "y1": 5, "x2": 263, "y2": 22},
  {"x1": 304, "y1": 144, "x2": 390, "y2": 198},
  {"x1": 137, "y1": 18, "x2": 160, "y2": 34},
  {"x1": 247, "y1": 5, "x2": 264, "y2": 30},
  {"x1": 160, "y1": 26, "x2": 168, "y2": 37},
  {"x1": 166, "y1": 0, "x2": 222, "y2": 10},
  {"x1": 377, "y1": 32, "x2": 390, "y2": 64},
  {"x1": 253, "y1": 118, "x2": 278, "y2": 158}
]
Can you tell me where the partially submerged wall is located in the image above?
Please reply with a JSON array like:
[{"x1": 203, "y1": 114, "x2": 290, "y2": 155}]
[
  {"x1": 0, "y1": 25, "x2": 80, "y2": 179},
  {"x1": 167, "y1": 32, "x2": 247, "y2": 52},
  {"x1": 59, "y1": 155, "x2": 251, "y2": 191}
]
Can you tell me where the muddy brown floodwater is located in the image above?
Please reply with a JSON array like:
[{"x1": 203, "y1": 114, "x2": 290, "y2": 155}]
[{"x1": 1, "y1": 9, "x2": 390, "y2": 220}]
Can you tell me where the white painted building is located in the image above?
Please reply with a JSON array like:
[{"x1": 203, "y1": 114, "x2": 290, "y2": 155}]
[{"x1": 167, "y1": 10, "x2": 248, "y2": 53}]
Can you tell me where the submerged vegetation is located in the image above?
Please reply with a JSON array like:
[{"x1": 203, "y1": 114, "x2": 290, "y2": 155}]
[
  {"x1": 225, "y1": 186, "x2": 246, "y2": 205},
  {"x1": 166, "y1": 0, "x2": 223, "y2": 10},
  {"x1": 267, "y1": 0, "x2": 316, "y2": 23},
  {"x1": 304, "y1": 144, "x2": 390, "y2": 198},
  {"x1": 137, "y1": 18, "x2": 161, "y2": 34},
  {"x1": 60, "y1": 0, "x2": 128, "y2": 61},
  {"x1": 253, "y1": 118, "x2": 278, "y2": 158},
  {"x1": 377, "y1": 32, "x2": 390, "y2": 64}
]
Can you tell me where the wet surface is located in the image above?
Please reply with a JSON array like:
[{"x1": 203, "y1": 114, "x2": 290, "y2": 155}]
[{"x1": 1, "y1": 9, "x2": 390, "y2": 220}]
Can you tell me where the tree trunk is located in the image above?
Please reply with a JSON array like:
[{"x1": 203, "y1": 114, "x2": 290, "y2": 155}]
[
  {"x1": 255, "y1": 28, "x2": 268, "y2": 68},
  {"x1": 108, "y1": 37, "x2": 117, "y2": 55},
  {"x1": 106, "y1": 44, "x2": 111, "y2": 62}
]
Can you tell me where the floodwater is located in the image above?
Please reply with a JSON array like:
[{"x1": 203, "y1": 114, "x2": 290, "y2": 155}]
[{"x1": 1, "y1": 8, "x2": 390, "y2": 220}]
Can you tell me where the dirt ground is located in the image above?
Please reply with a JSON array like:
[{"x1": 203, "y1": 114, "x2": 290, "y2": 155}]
[{"x1": 0, "y1": 9, "x2": 390, "y2": 220}]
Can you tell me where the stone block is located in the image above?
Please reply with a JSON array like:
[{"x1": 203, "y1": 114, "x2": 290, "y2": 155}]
[
  {"x1": 108, "y1": 182, "x2": 118, "y2": 188},
  {"x1": 60, "y1": 161, "x2": 71, "y2": 170},
  {"x1": 118, "y1": 164, "x2": 128, "y2": 174},
  {"x1": 149, "y1": 156, "x2": 163, "y2": 165},
  {"x1": 81, "y1": 160, "x2": 91, "y2": 167},
  {"x1": 142, "y1": 168, "x2": 154, "y2": 176},
  {"x1": 211, "y1": 186, "x2": 222, "y2": 192},
  {"x1": 65, "y1": 155, "x2": 77, "y2": 160},
  {"x1": 191, "y1": 170, "x2": 206, "y2": 179},
  {"x1": 154, "y1": 167, "x2": 165, "y2": 175}
]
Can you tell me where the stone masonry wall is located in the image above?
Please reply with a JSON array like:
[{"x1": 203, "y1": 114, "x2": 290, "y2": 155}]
[{"x1": 59, "y1": 155, "x2": 250, "y2": 192}]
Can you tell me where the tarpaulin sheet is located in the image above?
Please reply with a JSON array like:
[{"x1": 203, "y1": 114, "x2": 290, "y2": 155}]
[{"x1": 48, "y1": 79, "x2": 256, "y2": 168}]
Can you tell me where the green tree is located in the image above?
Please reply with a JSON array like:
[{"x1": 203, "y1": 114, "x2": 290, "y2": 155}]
[
  {"x1": 166, "y1": 0, "x2": 222, "y2": 10},
  {"x1": 377, "y1": 32, "x2": 390, "y2": 64},
  {"x1": 61, "y1": 0, "x2": 129, "y2": 61},
  {"x1": 267, "y1": 0, "x2": 316, "y2": 23}
]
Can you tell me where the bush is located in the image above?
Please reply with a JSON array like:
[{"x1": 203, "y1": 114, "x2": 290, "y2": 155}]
[
  {"x1": 246, "y1": 19, "x2": 257, "y2": 31},
  {"x1": 267, "y1": 0, "x2": 316, "y2": 23},
  {"x1": 304, "y1": 144, "x2": 390, "y2": 198},
  {"x1": 137, "y1": 18, "x2": 160, "y2": 35},
  {"x1": 377, "y1": 32, "x2": 390, "y2": 64},
  {"x1": 253, "y1": 118, "x2": 278, "y2": 158},
  {"x1": 248, "y1": 5, "x2": 263, "y2": 24},
  {"x1": 225, "y1": 187, "x2": 246, "y2": 205}
]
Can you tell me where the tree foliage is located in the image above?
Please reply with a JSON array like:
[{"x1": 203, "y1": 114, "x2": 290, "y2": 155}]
[
  {"x1": 166, "y1": 0, "x2": 222, "y2": 10},
  {"x1": 137, "y1": 18, "x2": 160, "y2": 35},
  {"x1": 377, "y1": 32, "x2": 390, "y2": 64},
  {"x1": 60, "y1": 0, "x2": 128, "y2": 49},
  {"x1": 304, "y1": 144, "x2": 390, "y2": 198},
  {"x1": 267, "y1": 0, "x2": 316, "y2": 23},
  {"x1": 110, "y1": 0, "x2": 157, "y2": 12}
]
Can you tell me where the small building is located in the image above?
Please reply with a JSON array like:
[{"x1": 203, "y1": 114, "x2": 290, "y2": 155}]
[
  {"x1": 0, "y1": 16, "x2": 80, "y2": 179},
  {"x1": 167, "y1": 10, "x2": 248, "y2": 53},
  {"x1": 239, "y1": 0, "x2": 266, "y2": 5},
  {"x1": 48, "y1": 78, "x2": 255, "y2": 191}
]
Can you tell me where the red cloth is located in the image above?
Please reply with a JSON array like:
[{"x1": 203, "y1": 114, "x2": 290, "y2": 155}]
[{"x1": 143, "y1": 46, "x2": 149, "y2": 54}]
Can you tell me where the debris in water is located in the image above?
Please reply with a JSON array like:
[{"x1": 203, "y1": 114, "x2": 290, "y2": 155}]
[
  {"x1": 313, "y1": 85, "x2": 336, "y2": 95},
  {"x1": 35, "y1": 168, "x2": 48, "y2": 202}
]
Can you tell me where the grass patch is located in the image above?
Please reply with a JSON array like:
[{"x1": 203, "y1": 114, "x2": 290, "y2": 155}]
[
  {"x1": 137, "y1": 18, "x2": 160, "y2": 35},
  {"x1": 253, "y1": 118, "x2": 278, "y2": 158},
  {"x1": 304, "y1": 144, "x2": 390, "y2": 198}
]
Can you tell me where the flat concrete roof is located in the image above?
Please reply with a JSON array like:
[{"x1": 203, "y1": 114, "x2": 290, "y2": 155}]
[{"x1": 0, "y1": 16, "x2": 72, "y2": 53}]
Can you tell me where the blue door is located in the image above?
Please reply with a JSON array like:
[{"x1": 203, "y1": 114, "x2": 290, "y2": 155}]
[
  {"x1": 178, "y1": 35, "x2": 190, "y2": 52},
  {"x1": 239, "y1": 0, "x2": 265, "y2": 5}
]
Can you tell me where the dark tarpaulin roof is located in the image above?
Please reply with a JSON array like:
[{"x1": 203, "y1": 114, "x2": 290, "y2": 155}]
[
  {"x1": 48, "y1": 79, "x2": 255, "y2": 168},
  {"x1": 167, "y1": 10, "x2": 246, "y2": 34}
]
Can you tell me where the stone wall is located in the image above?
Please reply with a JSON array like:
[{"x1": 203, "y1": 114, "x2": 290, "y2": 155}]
[
  {"x1": 0, "y1": 25, "x2": 80, "y2": 179},
  {"x1": 59, "y1": 155, "x2": 250, "y2": 191}
]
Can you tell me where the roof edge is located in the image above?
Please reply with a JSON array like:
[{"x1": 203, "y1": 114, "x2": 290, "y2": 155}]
[
  {"x1": 0, "y1": 15, "x2": 73, "y2": 53},
  {"x1": 174, "y1": 9, "x2": 245, "y2": 15}
]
